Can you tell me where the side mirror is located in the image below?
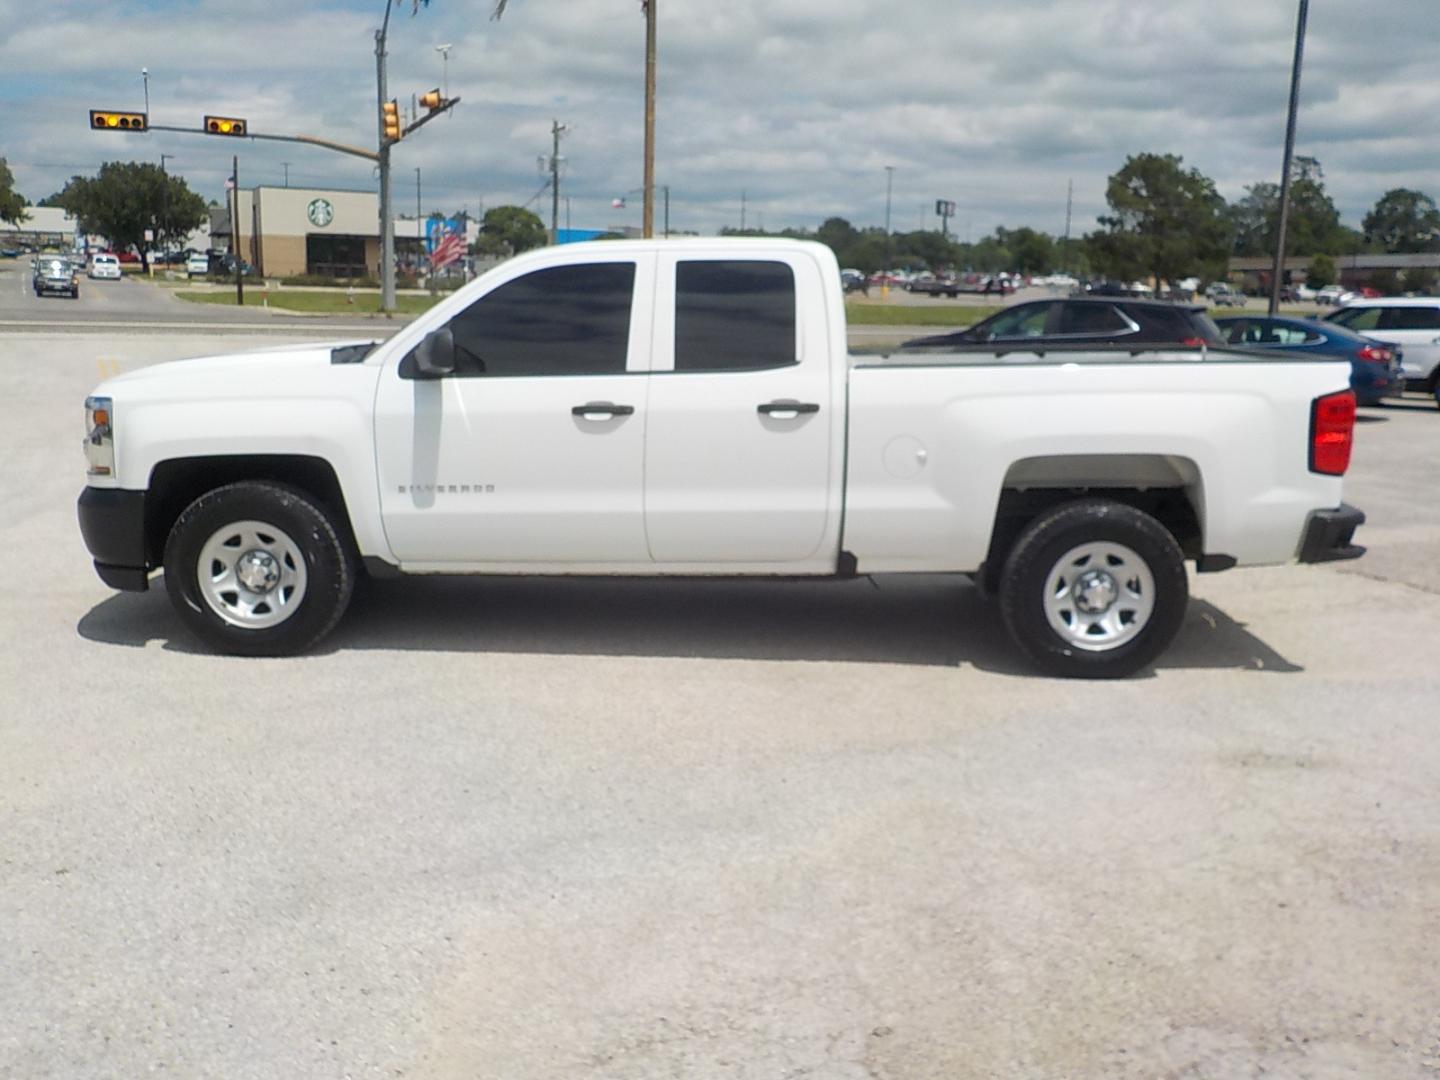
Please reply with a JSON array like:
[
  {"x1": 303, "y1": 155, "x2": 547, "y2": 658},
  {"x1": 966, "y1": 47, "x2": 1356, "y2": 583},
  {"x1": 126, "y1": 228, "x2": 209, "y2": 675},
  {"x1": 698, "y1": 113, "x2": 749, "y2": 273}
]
[{"x1": 411, "y1": 326, "x2": 456, "y2": 378}]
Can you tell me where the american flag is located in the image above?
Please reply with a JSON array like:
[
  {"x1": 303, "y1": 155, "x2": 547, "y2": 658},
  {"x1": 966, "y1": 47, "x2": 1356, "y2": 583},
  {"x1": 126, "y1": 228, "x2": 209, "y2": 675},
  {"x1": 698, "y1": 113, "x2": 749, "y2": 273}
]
[{"x1": 429, "y1": 226, "x2": 464, "y2": 272}]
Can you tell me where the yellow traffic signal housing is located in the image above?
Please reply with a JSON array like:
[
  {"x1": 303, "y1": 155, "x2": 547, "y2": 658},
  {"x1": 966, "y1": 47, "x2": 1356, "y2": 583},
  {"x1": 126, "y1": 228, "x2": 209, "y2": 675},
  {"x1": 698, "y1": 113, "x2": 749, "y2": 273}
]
[
  {"x1": 204, "y1": 115, "x2": 248, "y2": 136},
  {"x1": 419, "y1": 88, "x2": 443, "y2": 111},
  {"x1": 90, "y1": 109, "x2": 148, "y2": 132},
  {"x1": 382, "y1": 100, "x2": 401, "y2": 142}
]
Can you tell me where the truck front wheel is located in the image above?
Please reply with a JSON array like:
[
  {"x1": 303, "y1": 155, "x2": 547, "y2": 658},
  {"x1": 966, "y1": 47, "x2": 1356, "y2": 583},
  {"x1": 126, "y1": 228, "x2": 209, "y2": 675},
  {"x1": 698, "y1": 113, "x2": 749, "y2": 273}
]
[
  {"x1": 163, "y1": 481, "x2": 355, "y2": 656},
  {"x1": 997, "y1": 499, "x2": 1188, "y2": 679}
]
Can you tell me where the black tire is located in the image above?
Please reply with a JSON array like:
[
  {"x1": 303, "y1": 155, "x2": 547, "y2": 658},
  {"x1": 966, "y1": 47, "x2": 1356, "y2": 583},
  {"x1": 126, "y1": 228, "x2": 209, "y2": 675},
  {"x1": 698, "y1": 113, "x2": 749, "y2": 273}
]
[
  {"x1": 997, "y1": 498, "x2": 1188, "y2": 679},
  {"x1": 163, "y1": 481, "x2": 355, "y2": 656}
]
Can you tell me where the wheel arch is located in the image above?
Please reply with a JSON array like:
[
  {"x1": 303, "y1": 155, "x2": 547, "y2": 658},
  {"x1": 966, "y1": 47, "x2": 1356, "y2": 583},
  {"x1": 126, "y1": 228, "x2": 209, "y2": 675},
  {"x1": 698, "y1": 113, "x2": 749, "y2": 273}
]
[
  {"x1": 145, "y1": 455, "x2": 358, "y2": 568},
  {"x1": 977, "y1": 454, "x2": 1206, "y2": 592}
]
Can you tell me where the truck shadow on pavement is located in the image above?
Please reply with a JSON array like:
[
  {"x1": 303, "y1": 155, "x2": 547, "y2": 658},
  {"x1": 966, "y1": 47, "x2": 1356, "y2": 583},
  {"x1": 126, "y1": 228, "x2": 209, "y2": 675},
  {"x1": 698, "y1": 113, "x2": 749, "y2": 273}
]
[{"x1": 78, "y1": 573, "x2": 1301, "y2": 677}]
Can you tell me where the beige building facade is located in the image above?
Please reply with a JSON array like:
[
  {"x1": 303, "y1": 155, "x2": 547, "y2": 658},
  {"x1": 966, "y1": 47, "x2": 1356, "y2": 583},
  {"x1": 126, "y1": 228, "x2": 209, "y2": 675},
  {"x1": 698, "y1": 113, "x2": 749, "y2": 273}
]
[{"x1": 233, "y1": 186, "x2": 381, "y2": 278}]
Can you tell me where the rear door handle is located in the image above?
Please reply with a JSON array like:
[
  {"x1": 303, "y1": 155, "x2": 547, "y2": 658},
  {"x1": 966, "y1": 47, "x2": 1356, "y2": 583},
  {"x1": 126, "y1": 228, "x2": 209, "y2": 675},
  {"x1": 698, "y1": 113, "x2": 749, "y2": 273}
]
[
  {"x1": 572, "y1": 401, "x2": 635, "y2": 420},
  {"x1": 757, "y1": 400, "x2": 820, "y2": 418}
]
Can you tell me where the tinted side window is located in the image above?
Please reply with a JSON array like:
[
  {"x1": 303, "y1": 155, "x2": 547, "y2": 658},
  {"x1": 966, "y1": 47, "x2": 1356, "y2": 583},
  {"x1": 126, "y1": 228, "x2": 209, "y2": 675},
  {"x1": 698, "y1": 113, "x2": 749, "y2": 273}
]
[
  {"x1": 1328, "y1": 307, "x2": 1382, "y2": 332},
  {"x1": 675, "y1": 260, "x2": 795, "y2": 372},
  {"x1": 980, "y1": 302, "x2": 1052, "y2": 339},
  {"x1": 1380, "y1": 306, "x2": 1440, "y2": 331},
  {"x1": 448, "y1": 263, "x2": 635, "y2": 377},
  {"x1": 1059, "y1": 304, "x2": 1131, "y2": 334}
]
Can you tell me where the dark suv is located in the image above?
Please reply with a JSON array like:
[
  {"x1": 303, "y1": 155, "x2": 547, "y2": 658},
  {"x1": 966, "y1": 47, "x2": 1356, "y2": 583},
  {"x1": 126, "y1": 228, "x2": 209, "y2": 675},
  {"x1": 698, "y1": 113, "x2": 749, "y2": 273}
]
[{"x1": 902, "y1": 297, "x2": 1224, "y2": 350}]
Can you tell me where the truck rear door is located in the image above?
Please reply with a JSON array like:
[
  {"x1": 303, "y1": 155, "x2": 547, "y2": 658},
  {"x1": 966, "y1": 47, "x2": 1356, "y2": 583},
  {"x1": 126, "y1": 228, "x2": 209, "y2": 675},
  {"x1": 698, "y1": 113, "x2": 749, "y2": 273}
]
[{"x1": 642, "y1": 251, "x2": 839, "y2": 565}]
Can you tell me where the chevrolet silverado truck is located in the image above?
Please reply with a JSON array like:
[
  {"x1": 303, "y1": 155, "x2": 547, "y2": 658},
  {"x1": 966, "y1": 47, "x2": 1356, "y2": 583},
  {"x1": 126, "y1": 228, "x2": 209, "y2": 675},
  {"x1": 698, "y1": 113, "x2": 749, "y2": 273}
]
[{"x1": 77, "y1": 238, "x2": 1365, "y2": 677}]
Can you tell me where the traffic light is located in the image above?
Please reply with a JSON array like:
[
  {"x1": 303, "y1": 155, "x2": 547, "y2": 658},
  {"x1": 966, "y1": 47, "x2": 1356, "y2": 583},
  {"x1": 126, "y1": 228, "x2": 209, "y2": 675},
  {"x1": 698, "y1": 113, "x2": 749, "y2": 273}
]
[
  {"x1": 204, "y1": 115, "x2": 247, "y2": 136},
  {"x1": 90, "y1": 109, "x2": 148, "y2": 132},
  {"x1": 382, "y1": 100, "x2": 401, "y2": 142},
  {"x1": 419, "y1": 88, "x2": 443, "y2": 111}
]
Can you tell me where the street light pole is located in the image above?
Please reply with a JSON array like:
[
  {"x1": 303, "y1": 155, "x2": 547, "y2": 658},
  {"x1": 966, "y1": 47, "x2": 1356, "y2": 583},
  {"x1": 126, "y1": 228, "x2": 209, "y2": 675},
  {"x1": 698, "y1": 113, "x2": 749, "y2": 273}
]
[{"x1": 1269, "y1": 0, "x2": 1310, "y2": 316}]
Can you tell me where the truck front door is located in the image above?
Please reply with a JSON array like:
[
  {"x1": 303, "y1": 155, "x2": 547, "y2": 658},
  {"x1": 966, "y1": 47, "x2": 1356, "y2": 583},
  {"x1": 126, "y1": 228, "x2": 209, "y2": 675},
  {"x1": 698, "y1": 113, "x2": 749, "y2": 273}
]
[{"x1": 373, "y1": 256, "x2": 654, "y2": 566}]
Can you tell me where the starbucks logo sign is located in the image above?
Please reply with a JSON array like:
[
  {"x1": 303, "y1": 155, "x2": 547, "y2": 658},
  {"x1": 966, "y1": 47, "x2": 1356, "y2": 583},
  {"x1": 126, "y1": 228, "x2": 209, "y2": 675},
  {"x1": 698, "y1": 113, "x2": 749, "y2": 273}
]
[{"x1": 307, "y1": 198, "x2": 334, "y2": 228}]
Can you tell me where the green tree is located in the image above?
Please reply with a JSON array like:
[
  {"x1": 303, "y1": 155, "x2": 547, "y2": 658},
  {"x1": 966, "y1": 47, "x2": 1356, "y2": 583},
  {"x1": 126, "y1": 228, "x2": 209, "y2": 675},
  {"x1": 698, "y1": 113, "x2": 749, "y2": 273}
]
[
  {"x1": 998, "y1": 226, "x2": 1054, "y2": 274},
  {"x1": 1363, "y1": 188, "x2": 1440, "y2": 254},
  {"x1": 476, "y1": 205, "x2": 546, "y2": 257},
  {"x1": 1306, "y1": 252, "x2": 1336, "y2": 289},
  {"x1": 0, "y1": 158, "x2": 28, "y2": 226},
  {"x1": 1404, "y1": 266, "x2": 1438, "y2": 293},
  {"x1": 1229, "y1": 159, "x2": 1347, "y2": 258},
  {"x1": 50, "y1": 162, "x2": 206, "y2": 271},
  {"x1": 1090, "y1": 153, "x2": 1230, "y2": 287}
]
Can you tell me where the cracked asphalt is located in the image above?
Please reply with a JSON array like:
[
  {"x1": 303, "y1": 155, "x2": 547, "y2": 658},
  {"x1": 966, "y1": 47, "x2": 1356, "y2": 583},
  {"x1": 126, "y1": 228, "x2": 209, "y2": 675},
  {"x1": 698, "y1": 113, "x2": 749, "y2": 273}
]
[{"x1": 1, "y1": 322, "x2": 1438, "y2": 1079}]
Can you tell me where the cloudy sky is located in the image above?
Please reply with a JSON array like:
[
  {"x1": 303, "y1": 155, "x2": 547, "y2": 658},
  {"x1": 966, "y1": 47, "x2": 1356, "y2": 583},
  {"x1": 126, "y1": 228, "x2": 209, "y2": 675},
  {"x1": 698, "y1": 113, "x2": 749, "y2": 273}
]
[{"x1": 1, "y1": 0, "x2": 1435, "y2": 240}]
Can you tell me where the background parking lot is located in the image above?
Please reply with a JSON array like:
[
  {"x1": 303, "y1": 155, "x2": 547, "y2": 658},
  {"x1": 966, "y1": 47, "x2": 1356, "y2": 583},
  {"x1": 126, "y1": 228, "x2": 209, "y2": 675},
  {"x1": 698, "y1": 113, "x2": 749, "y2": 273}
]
[{"x1": 2, "y1": 325, "x2": 1438, "y2": 1079}]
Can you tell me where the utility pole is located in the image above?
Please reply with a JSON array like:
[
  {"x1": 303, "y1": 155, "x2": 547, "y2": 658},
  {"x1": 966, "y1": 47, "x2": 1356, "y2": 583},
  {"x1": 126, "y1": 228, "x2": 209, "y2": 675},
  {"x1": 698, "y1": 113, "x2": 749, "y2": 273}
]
[
  {"x1": 883, "y1": 165, "x2": 894, "y2": 297},
  {"x1": 549, "y1": 119, "x2": 567, "y2": 245},
  {"x1": 740, "y1": 189, "x2": 746, "y2": 232},
  {"x1": 1270, "y1": 0, "x2": 1310, "y2": 316},
  {"x1": 159, "y1": 153, "x2": 173, "y2": 262},
  {"x1": 415, "y1": 166, "x2": 422, "y2": 276},
  {"x1": 642, "y1": 0, "x2": 657, "y2": 239},
  {"x1": 663, "y1": 185, "x2": 670, "y2": 238},
  {"x1": 375, "y1": 1, "x2": 396, "y2": 312},
  {"x1": 231, "y1": 154, "x2": 244, "y2": 307},
  {"x1": 1062, "y1": 178, "x2": 1073, "y2": 273}
]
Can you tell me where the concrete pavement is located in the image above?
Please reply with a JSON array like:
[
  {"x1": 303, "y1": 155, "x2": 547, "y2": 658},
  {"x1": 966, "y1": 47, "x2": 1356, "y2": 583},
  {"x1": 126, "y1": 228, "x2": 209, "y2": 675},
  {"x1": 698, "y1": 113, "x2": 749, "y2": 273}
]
[{"x1": 1, "y1": 331, "x2": 1437, "y2": 1079}]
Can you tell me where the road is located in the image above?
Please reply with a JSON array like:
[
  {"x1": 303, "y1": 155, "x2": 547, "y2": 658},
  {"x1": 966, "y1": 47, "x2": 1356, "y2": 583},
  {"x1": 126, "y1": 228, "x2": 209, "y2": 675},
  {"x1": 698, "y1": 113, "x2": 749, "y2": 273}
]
[
  {"x1": 0, "y1": 255, "x2": 405, "y2": 337},
  {"x1": 2, "y1": 327, "x2": 1439, "y2": 1078}
]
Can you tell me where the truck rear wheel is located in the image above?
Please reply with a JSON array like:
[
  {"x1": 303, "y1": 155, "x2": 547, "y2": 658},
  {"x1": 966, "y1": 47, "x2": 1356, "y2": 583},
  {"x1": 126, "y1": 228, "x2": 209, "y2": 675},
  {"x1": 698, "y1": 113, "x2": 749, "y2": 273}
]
[
  {"x1": 997, "y1": 499, "x2": 1188, "y2": 679},
  {"x1": 163, "y1": 481, "x2": 354, "y2": 656}
]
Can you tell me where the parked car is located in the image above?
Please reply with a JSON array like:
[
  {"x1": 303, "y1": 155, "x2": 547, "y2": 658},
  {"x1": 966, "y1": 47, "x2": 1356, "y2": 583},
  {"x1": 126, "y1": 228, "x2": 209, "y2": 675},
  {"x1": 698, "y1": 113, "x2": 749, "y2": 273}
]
[
  {"x1": 1215, "y1": 315, "x2": 1404, "y2": 406},
  {"x1": 1205, "y1": 282, "x2": 1246, "y2": 306},
  {"x1": 840, "y1": 268, "x2": 869, "y2": 296},
  {"x1": 1280, "y1": 283, "x2": 1318, "y2": 303},
  {"x1": 1324, "y1": 297, "x2": 1440, "y2": 399},
  {"x1": 901, "y1": 297, "x2": 1224, "y2": 350},
  {"x1": 88, "y1": 253, "x2": 122, "y2": 281},
  {"x1": 114, "y1": 251, "x2": 141, "y2": 265},
  {"x1": 185, "y1": 253, "x2": 211, "y2": 278},
  {"x1": 32, "y1": 255, "x2": 79, "y2": 299},
  {"x1": 907, "y1": 274, "x2": 962, "y2": 298},
  {"x1": 1315, "y1": 285, "x2": 1356, "y2": 306}
]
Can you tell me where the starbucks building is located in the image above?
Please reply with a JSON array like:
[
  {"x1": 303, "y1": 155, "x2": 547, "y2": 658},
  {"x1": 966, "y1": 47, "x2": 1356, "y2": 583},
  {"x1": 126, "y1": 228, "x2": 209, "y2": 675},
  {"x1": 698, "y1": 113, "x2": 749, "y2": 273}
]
[{"x1": 231, "y1": 186, "x2": 382, "y2": 278}]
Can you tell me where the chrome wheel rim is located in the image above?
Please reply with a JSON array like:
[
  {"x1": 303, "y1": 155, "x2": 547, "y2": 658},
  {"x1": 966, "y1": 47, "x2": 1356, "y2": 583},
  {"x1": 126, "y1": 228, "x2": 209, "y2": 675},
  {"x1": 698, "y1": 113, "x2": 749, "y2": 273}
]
[
  {"x1": 196, "y1": 519, "x2": 308, "y2": 630},
  {"x1": 1042, "y1": 541, "x2": 1155, "y2": 652}
]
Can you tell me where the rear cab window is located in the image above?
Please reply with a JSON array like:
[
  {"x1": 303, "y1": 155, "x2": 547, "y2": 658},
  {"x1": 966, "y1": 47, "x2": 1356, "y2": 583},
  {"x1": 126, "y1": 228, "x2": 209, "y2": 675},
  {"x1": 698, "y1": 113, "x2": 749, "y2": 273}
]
[{"x1": 674, "y1": 260, "x2": 796, "y2": 373}]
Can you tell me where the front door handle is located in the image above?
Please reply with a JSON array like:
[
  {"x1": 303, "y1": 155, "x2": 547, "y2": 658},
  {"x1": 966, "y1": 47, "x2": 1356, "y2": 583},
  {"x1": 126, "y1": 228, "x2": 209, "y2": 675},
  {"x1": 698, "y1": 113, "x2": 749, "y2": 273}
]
[
  {"x1": 757, "y1": 400, "x2": 820, "y2": 419},
  {"x1": 572, "y1": 401, "x2": 635, "y2": 421}
]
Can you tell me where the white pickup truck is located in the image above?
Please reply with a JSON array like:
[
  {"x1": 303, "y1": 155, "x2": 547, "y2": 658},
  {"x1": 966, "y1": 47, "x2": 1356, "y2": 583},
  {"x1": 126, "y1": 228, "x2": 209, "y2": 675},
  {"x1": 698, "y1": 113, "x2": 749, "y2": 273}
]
[{"x1": 78, "y1": 238, "x2": 1365, "y2": 677}]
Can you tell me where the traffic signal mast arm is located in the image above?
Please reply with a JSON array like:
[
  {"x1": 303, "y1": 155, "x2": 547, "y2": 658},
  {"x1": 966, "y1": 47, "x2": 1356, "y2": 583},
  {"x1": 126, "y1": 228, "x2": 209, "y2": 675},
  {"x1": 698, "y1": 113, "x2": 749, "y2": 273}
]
[
  {"x1": 143, "y1": 123, "x2": 381, "y2": 163},
  {"x1": 394, "y1": 93, "x2": 460, "y2": 143}
]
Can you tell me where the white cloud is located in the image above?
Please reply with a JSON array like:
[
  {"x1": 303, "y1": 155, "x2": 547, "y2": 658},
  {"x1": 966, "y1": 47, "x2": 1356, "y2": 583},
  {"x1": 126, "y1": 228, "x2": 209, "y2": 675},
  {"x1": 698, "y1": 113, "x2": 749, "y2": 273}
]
[{"x1": 2, "y1": 0, "x2": 1435, "y2": 238}]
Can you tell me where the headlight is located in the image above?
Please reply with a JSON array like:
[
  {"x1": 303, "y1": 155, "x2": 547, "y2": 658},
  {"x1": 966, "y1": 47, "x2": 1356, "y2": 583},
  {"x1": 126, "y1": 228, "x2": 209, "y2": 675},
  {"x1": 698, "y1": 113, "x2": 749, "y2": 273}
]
[{"x1": 84, "y1": 396, "x2": 114, "y2": 477}]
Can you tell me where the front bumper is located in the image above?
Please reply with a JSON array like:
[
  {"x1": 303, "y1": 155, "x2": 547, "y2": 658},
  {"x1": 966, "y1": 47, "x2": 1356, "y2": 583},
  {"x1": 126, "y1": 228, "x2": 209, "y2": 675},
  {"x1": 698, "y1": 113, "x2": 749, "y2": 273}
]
[
  {"x1": 1297, "y1": 503, "x2": 1366, "y2": 564},
  {"x1": 77, "y1": 487, "x2": 151, "y2": 591}
]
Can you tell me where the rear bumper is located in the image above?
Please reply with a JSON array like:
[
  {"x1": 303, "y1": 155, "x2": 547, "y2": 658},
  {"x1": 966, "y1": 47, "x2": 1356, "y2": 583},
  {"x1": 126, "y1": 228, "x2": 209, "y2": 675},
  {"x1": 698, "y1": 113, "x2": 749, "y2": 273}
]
[
  {"x1": 1297, "y1": 503, "x2": 1366, "y2": 564},
  {"x1": 77, "y1": 486, "x2": 151, "y2": 591}
]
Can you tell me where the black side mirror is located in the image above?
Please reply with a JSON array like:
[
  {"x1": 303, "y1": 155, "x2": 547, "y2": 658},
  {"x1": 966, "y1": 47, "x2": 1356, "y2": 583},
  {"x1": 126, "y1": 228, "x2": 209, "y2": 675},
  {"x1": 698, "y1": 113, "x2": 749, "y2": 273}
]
[{"x1": 411, "y1": 326, "x2": 456, "y2": 378}]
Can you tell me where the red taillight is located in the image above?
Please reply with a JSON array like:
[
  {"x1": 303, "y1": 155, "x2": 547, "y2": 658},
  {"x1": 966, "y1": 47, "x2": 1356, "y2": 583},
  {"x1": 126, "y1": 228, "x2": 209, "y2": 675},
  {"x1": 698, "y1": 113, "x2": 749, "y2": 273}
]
[
  {"x1": 1356, "y1": 344, "x2": 1392, "y2": 364},
  {"x1": 1310, "y1": 390, "x2": 1356, "y2": 475},
  {"x1": 1181, "y1": 336, "x2": 1206, "y2": 347}
]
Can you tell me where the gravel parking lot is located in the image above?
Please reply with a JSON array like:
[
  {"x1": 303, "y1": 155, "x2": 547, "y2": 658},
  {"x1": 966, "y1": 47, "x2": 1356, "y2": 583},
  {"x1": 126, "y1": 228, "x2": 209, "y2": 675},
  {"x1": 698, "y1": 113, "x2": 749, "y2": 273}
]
[{"x1": 2, "y1": 331, "x2": 1438, "y2": 1079}]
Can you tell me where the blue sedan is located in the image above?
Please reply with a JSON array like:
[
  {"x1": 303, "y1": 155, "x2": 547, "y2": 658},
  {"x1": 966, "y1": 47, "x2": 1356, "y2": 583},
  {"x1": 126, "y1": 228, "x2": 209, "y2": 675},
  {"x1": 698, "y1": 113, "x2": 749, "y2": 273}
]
[{"x1": 1215, "y1": 315, "x2": 1404, "y2": 406}]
